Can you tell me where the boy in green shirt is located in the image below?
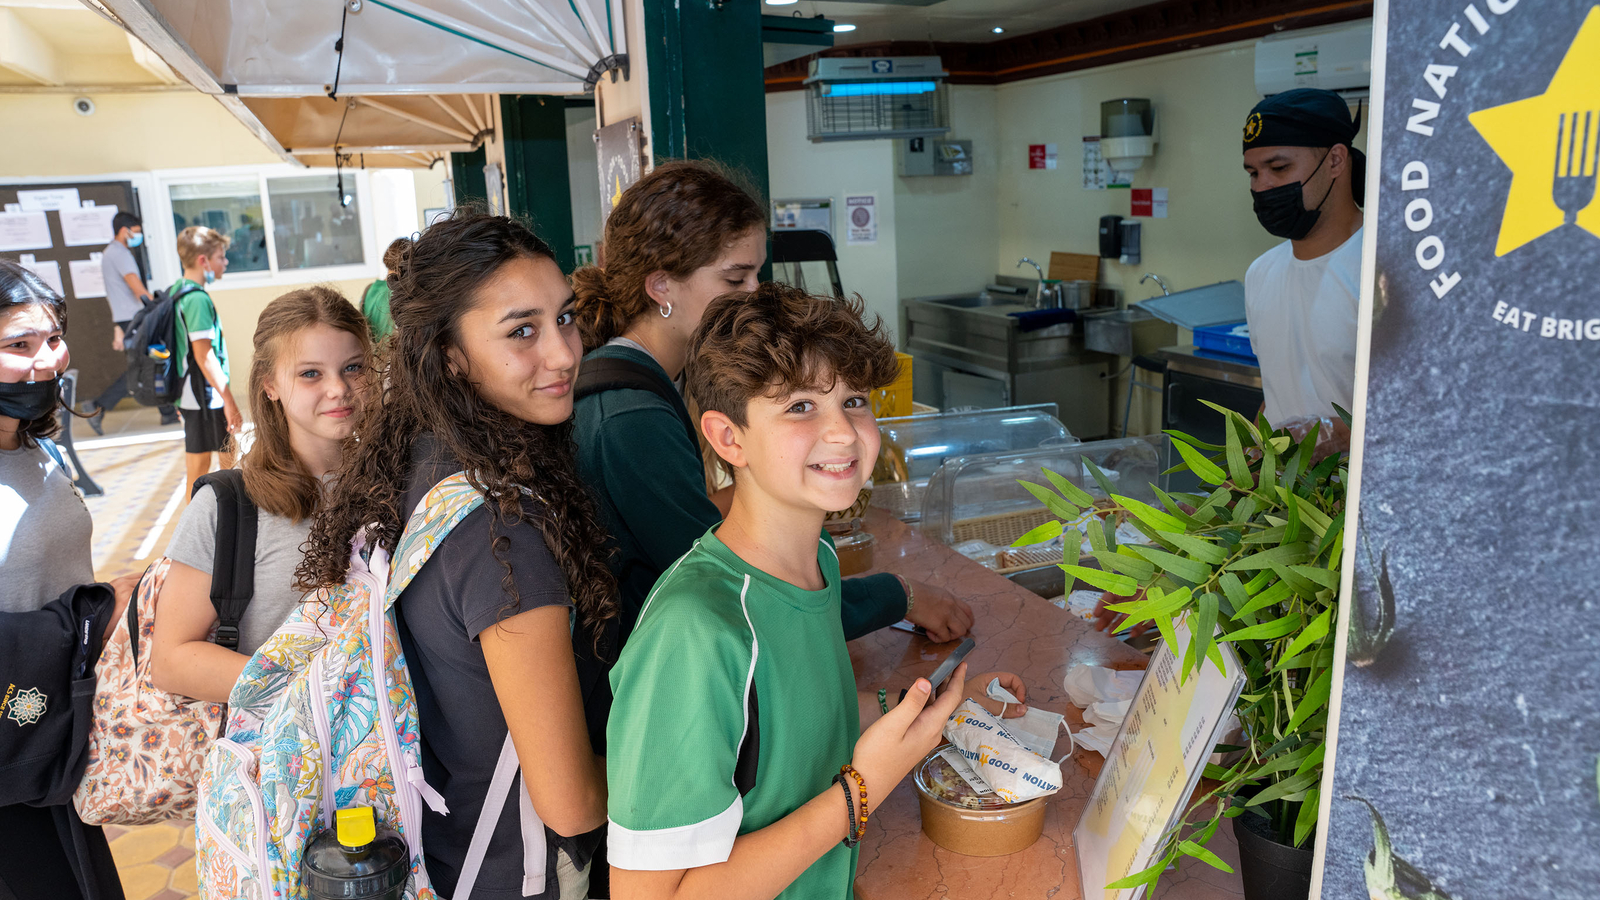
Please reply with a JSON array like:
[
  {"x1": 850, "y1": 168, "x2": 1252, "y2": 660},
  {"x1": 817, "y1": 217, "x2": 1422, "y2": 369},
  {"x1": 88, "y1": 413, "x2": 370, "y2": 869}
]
[
  {"x1": 171, "y1": 225, "x2": 240, "y2": 497},
  {"x1": 607, "y1": 284, "x2": 1024, "y2": 899}
]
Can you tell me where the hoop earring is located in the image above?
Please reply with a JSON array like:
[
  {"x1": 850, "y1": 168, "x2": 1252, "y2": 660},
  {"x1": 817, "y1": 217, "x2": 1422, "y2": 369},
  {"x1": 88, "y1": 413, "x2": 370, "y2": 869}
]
[{"x1": 660, "y1": 302, "x2": 673, "y2": 319}]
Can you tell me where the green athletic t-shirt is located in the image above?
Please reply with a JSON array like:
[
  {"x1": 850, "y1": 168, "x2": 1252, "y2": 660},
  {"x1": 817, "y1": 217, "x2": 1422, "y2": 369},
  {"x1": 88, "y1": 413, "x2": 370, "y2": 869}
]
[
  {"x1": 607, "y1": 528, "x2": 859, "y2": 898},
  {"x1": 361, "y1": 278, "x2": 394, "y2": 343},
  {"x1": 171, "y1": 278, "x2": 227, "y2": 410}
]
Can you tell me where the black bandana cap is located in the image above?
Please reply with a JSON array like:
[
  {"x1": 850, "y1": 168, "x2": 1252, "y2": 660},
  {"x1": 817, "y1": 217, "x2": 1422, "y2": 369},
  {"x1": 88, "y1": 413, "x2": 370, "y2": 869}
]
[{"x1": 1243, "y1": 88, "x2": 1366, "y2": 206}]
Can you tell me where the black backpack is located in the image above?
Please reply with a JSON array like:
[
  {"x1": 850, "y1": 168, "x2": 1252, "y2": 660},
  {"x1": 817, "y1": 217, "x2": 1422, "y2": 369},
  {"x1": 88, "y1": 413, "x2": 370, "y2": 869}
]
[
  {"x1": 185, "y1": 469, "x2": 258, "y2": 652},
  {"x1": 573, "y1": 356, "x2": 759, "y2": 795},
  {"x1": 125, "y1": 282, "x2": 205, "y2": 407}
]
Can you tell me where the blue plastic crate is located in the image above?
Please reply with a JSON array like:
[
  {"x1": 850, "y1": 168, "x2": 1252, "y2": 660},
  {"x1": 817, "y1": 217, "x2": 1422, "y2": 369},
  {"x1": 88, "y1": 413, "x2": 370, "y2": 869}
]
[{"x1": 1192, "y1": 321, "x2": 1257, "y2": 362}]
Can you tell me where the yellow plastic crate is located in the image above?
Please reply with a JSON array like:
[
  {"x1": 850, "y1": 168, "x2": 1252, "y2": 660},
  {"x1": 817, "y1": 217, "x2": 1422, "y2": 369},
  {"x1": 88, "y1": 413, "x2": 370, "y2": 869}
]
[{"x1": 872, "y1": 352, "x2": 914, "y2": 419}]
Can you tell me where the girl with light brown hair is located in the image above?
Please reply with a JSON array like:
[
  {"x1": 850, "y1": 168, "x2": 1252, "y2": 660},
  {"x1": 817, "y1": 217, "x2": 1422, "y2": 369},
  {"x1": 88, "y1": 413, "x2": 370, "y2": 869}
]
[{"x1": 149, "y1": 286, "x2": 372, "y2": 702}]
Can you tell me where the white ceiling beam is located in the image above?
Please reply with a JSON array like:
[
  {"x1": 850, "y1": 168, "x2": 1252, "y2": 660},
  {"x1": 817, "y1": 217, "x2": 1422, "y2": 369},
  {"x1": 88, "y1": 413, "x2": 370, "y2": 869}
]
[
  {"x1": 511, "y1": 0, "x2": 598, "y2": 65},
  {"x1": 463, "y1": 92, "x2": 487, "y2": 132},
  {"x1": 94, "y1": 0, "x2": 221, "y2": 93},
  {"x1": 567, "y1": 0, "x2": 612, "y2": 61},
  {"x1": 370, "y1": 0, "x2": 591, "y2": 80},
  {"x1": 429, "y1": 94, "x2": 478, "y2": 136},
  {"x1": 0, "y1": 8, "x2": 63, "y2": 85},
  {"x1": 126, "y1": 32, "x2": 180, "y2": 84},
  {"x1": 288, "y1": 142, "x2": 477, "y2": 154},
  {"x1": 355, "y1": 96, "x2": 475, "y2": 142}
]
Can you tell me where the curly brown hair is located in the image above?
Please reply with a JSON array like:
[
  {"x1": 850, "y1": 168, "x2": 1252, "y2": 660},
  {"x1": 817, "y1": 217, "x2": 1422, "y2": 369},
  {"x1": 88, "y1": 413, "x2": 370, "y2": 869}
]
[
  {"x1": 686, "y1": 284, "x2": 900, "y2": 479},
  {"x1": 243, "y1": 286, "x2": 372, "y2": 523},
  {"x1": 571, "y1": 160, "x2": 766, "y2": 350},
  {"x1": 296, "y1": 210, "x2": 617, "y2": 649},
  {"x1": 0, "y1": 258, "x2": 68, "y2": 449}
]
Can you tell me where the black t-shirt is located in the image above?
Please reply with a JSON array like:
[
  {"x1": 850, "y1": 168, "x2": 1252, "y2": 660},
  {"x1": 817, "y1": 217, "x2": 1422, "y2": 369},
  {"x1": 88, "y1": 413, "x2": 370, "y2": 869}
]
[{"x1": 395, "y1": 435, "x2": 606, "y2": 899}]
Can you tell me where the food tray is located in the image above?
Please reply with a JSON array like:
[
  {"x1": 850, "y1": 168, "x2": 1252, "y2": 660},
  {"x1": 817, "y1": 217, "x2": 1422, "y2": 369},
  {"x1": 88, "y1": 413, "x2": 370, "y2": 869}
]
[{"x1": 1192, "y1": 321, "x2": 1257, "y2": 362}]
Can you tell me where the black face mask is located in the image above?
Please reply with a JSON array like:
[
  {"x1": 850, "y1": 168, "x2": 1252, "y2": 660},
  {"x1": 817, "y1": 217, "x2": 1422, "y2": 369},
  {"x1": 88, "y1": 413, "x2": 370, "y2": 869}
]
[
  {"x1": 0, "y1": 377, "x2": 61, "y2": 422},
  {"x1": 1251, "y1": 150, "x2": 1334, "y2": 240}
]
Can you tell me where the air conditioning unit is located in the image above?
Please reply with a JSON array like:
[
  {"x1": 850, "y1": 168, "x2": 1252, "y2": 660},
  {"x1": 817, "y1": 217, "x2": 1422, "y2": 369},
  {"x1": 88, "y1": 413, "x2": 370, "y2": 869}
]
[
  {"x1": 804, "y1": 56, "x2": 950, "y2": 143},
  {"x1": 1254, "y1": 21, "x2": 1374, "y2": 98}
]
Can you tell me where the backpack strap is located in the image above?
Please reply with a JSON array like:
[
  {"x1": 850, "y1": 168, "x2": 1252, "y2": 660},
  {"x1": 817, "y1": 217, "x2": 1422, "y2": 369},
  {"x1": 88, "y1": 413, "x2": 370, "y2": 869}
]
[
  {"x1": 170, "y1": 285, "x2": 213, "y2": 407},
  {"x1": 37, "y1": 437, "x2": 67, "y2": 471},
  {"x1": 574, "y1": 356, "x2": 701, "y2": 453},
  {"x1": 193, "y1": 469, "x2": 257, "y2": 651},
  {"x1": 384, "y1": 472, "x2": 487, "y2": 605}
]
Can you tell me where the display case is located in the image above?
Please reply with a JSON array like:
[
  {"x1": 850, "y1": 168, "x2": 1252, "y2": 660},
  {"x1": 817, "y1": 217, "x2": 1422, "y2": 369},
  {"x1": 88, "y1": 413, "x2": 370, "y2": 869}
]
[
  {"x1": 870, "y1": 405, "x2": 1076, "y2": 522},
  {"x1": 918, "y1": 437, "x2": 1170, "y2": 579}
]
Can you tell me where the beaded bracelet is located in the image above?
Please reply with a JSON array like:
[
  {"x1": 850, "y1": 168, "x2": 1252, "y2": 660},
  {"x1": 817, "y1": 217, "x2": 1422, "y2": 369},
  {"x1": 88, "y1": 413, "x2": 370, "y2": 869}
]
[
  {"x1": 877, "y1": 688, "x2": 889, "y2": 715},
  {"x1": 833, "y1": 774, "x2": 860, "y2": 847},
  {"x1": 895, "y1": 574, "x2": 916, "y2": 617},
  {"x1": 840, "y1": 764, "x2": 869, "y2": 842}
]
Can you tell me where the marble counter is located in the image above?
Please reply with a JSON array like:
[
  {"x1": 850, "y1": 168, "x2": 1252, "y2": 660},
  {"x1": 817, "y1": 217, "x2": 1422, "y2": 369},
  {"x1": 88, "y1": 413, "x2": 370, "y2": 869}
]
[{"x1": 849, "y1": 508, "x2": 1245, "y2": 900}]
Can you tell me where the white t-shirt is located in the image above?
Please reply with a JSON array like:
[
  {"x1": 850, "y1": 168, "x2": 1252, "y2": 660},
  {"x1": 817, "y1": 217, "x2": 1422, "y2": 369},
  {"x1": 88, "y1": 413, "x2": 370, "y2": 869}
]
[{"x1": 1244, "y1": 228, "x2": 1362, "y2": 426}]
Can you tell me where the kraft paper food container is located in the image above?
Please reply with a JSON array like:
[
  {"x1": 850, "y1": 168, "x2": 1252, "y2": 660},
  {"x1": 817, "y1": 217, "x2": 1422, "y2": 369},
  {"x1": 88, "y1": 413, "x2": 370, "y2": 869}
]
[
  {"x1": 914, "y1": 747, "x2": 1048, "y2": 857},
  {"x1": 832, "y1": 530, "x2": 875, "y2": 576}
]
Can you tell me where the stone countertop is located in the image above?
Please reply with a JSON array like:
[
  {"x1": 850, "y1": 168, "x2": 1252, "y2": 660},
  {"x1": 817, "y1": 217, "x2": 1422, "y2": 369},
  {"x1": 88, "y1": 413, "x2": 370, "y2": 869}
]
[{"x1": 849, "y1": 507, "x2": 1245, "y2": 900}]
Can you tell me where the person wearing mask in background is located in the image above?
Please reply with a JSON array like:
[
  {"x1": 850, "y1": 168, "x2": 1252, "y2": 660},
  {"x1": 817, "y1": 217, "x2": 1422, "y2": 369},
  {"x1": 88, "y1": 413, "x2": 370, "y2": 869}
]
[
  {"x1": 84, "y1": 211, "x2": 178, "y2": 433},
  {"x1": 360, "y1": 237, "x2": 409, "y2": 346},
  {"x1": 0, "y1": 259, "x2": 126, "y2": 900},
  {"x1": 1240, "y1": 87, "x2": 1365, "y2": 460},
  {"x1": 572, "y1": 160, "x2": 974, "y2": 645},
  {"x1": 148, "y1": 287, "x2": 371, "y2": 702},
  {"x1": 172, "y1": 225, "x2": 242, "y2": 497}
]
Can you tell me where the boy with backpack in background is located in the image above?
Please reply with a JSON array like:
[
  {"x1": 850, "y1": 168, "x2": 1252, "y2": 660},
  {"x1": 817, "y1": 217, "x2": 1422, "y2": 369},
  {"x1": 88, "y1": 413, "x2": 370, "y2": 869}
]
[
  {"x1": 170, "y1": 226, "x2": 240, "y2": 496},
  {"x1": 605, "y1": 284, "x2": 1024, "y2": 900},
  {"x1": 84, "y1": 211, "x2": 178, "y2": 432}
]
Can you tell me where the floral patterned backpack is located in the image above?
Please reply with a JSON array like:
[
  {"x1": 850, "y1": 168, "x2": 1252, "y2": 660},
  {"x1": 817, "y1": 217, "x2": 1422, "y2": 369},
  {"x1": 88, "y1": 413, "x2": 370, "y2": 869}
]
[
  {"x1": 196, "y1": 473, "x2": 547, "y2": 900},
  {"x1": 74, "y1": 470, "x2": 256, "y2": 825}
]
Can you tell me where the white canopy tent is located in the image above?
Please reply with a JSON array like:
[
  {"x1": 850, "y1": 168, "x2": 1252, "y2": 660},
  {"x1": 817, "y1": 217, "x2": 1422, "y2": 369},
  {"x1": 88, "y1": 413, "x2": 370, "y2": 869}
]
[{"x1": 94, "y1": 0, "x2": 628, "y2": 167}]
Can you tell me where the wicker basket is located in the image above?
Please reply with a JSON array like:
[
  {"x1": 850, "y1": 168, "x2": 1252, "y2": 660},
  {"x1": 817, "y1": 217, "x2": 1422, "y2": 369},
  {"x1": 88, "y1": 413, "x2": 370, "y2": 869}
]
[{"x1": 951, "y1": 507, "x2": 1066, "y2": 575}]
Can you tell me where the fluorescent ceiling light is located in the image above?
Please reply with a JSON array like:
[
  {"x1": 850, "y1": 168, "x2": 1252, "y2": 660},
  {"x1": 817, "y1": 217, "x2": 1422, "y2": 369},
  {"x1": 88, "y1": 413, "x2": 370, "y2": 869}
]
[
  {"x1": 833, "y1": 23, "x2": 856, "y2": 32},
  {"x1": 823, "y1": 81, "x2": 938, "y2": 97},
  {"x1": 992, "y1": 26, "x2": 1005, "y2": 33},
  {"x1": 765, "y1": 0, "x2": 797, "y2": 5}
]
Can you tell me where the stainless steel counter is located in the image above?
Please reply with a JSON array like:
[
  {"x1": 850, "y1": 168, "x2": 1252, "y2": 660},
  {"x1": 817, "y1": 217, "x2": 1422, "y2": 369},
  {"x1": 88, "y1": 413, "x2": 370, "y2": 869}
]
[{"x1": 1153, "y1": 344, "x2": 1262, "y2": 388}]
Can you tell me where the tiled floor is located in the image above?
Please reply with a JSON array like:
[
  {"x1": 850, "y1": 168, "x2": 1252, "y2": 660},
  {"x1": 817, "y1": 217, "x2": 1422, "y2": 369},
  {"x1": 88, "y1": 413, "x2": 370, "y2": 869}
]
[{"x1": 103, "y1": 822, "x2": 197, "y2": 900}]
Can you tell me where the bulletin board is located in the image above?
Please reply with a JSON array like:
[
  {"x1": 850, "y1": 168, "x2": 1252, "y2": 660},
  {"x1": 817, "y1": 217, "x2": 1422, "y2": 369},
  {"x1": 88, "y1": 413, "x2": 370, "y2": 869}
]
[{"x1": 0, "y1": 181, "x2": 146, "y2": 400}]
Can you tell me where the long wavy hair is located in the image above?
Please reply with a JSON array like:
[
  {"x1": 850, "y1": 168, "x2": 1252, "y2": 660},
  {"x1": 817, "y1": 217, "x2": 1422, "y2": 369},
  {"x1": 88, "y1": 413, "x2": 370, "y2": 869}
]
[
  {"x1": 296, "y1": 210, "x2": 617, "y2": 648},
  {"x1": 0, "y1": 258, "x2": 68, "y2": 449},
  {"x1": 243, "y1": 286, "x2": 372, "y2": 522},
  {"x1": 571, "y1": 159, "x2": 766, "y2": 351}
]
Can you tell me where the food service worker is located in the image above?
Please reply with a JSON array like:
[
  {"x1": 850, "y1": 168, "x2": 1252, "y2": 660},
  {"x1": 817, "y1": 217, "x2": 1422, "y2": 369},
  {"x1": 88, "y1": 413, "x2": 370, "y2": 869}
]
[{"x1": 1241, "y1": 87, "x2": 1365, "y2": 460}]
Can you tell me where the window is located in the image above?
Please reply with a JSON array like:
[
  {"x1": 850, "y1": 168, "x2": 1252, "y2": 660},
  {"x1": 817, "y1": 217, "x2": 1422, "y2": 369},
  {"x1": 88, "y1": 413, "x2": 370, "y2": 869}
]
[
  {"x1": 168, "y1": 180, "x2": 268, "y2": 273},
  {"x1": 267, "y1": 175, "x2": 364, "y2": 270}
]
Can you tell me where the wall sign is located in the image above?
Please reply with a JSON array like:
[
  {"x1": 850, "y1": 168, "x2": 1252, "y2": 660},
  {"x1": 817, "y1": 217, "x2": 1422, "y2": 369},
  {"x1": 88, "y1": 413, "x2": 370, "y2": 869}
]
[
  {"x1": 1321, "y1": 4, "x2": 1600, "y2": 899},
  {"x1": 844, "y1": 194, "x2": 877, "y2": 245},
  {"x1": 1029, "y1": 143, "x2": 1059, "y2": 170},
  {"x1": 595, "y1": 117, "x2": 643, "y2": 224}
]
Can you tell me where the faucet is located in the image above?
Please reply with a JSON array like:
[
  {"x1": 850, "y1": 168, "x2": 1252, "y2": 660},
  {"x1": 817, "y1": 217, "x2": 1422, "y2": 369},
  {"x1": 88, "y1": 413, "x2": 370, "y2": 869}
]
[
  {"x1": 1140, "y1": 273, "x2": 1171, "y2": 296},
  {"x1": 1017, "y1": 258, "x2": 1046, "y2": 302}
]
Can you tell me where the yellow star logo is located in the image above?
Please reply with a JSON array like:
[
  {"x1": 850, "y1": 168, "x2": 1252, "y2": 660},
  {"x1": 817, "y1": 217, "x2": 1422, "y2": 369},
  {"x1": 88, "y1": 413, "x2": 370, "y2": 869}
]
[
  {"x1": 1468, "y1": 7, "x2": 1600, "y2": 255},
  {"x1": 1244, "y1": 112, "x2": 1263, "y2": 144}
]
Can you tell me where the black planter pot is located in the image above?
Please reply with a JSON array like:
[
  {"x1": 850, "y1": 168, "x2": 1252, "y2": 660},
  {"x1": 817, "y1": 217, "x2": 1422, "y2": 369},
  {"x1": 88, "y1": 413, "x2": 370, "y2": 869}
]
[{"x1": 1232, "y1": 813, "x2": 1313, "y2": 900}]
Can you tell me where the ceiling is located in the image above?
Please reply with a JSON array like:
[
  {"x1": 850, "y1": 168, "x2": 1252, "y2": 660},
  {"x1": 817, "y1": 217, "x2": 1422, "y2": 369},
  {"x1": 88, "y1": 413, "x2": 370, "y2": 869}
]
[
  {"x1": 0, "y1": 0, "x2": 178, "y2": 88},
  {"x1": 768, "y1": 0, "x2": 1153, "y2": 45}
]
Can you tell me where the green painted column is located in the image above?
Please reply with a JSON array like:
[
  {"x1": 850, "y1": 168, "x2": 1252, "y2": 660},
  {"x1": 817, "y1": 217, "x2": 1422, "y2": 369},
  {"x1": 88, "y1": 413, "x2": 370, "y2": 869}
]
[
  {"x1": 450, "y1": 147, "x2": 487, "y2": 207},
  {"x1": 642, "y1": 0, "x2": 770, "y2": 211},
  {"x1": 500, "y1": 95, "x2": 577, "y2": 272}
]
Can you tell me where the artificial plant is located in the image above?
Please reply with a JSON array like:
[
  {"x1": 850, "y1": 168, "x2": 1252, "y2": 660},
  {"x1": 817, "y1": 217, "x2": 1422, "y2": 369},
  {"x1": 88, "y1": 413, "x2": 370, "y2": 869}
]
[{"x1": 1013, "y1": 401, "x2": 1348, "y2": 892}]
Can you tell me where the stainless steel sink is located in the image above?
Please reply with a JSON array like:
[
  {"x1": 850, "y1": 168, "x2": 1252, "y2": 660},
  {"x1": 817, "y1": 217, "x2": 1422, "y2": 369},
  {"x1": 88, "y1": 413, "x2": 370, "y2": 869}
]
[{"x1": 925, "y1": 294, "x2": 1027, "y2": 310}]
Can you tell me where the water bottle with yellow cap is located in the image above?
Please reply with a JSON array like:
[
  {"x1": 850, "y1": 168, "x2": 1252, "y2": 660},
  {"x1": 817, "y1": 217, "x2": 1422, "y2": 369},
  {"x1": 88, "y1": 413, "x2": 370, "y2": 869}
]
[{"x1": 301, "y1": 806, "x2": 409, "y2": 900}]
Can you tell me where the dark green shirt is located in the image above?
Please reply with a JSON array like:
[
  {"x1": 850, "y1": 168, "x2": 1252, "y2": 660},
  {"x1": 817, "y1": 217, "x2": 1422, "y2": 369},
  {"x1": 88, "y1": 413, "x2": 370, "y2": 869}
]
[
  {"x1": 361, "y1": 278, "x2": 394, "y2": 343},
  {"x1": 572, "y1": 344, "x2": 907, "y2": 641}
]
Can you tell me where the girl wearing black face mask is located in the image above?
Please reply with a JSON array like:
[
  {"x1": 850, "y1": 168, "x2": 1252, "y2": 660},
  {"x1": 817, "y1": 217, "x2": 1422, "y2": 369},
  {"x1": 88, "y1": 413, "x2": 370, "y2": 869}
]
[{"x1": 0, "y1": 258, "x2": 127, "y2": 900}]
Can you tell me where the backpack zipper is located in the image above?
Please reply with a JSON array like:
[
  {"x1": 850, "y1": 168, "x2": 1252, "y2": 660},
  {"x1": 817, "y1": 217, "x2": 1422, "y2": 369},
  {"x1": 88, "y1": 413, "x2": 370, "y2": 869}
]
[
  {"x1": 306, "y1": 655, "x2": 336, "y2": 828},
  {"x1": 213, "y1": 738, "x2": 272, "y2": 887}
]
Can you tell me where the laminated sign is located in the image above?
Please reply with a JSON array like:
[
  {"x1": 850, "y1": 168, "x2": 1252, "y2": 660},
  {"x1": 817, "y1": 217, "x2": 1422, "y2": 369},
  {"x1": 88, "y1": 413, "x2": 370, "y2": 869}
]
[
  {"x1": 1321, "y1": 4, "x2": 1600, "y2": 899},
  {"x1": 845, "y1": 194, "x2": 876, "y2": 245}
]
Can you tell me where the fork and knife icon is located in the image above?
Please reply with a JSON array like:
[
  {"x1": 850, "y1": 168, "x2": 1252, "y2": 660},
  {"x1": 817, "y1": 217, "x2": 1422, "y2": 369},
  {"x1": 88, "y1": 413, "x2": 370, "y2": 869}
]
[{"x1": 1553, "y1": 110, "x2": 1600, "y2": 226}]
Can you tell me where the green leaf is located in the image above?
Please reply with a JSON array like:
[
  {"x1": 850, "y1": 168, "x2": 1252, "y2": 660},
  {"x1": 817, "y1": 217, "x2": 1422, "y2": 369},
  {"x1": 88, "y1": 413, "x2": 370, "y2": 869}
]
[
  {"x1": 1225, "y1": 416, "x2": 1254, "y2": 489},
  {"x1": 1222, "y1": 612, "x2": 1300, "y2": 643},
  {"x1": 1241, "y1": 524, "x2": 1289, "y2": 544},
  {"x1": 1219, "y1": 573, "x2": 1251, "y2": 618},
  {"x1": 1232, "y1": 495, "x2": 1259, "y2": 524},
  {"x1": 1283, "y1": 492, "x2": 1302, "y2": 543},
  {"x1": 1315, "y1": 509, "x2": 1346, "y2": 559},
  {"x1": 1153, "y1": 486, "x2": 1205, "y2": 528},
  {"x1": 1296, "y1": 498, "x2": 1333, "y2": 539},
  {"x1": 1059, "y1": 564, "x2": 1137, "y2": 596},
  {"x1": 1090, "y1": 549, "x2": 1156, "y2": 581},
  {"x1": 1294, "y1": 788, "x2": 1321, "y2": 847},
  {"x1": 1163, "y1": 428, "x2": 1224, "y2": 451},
  {"x1": 1294, "y1": 743, "x2": 1327, "y2": 777},
  {"x1": 1289, "y1": 565, "x2": 1341, "y2": 590},
  {"x1": 1245, "y1": 769, "x2": 1320, "y2": 807},
  {"x1": 1193, "y1": 592, "x2": 1219, "y2": 674},
  {"x1": 1247, "y1": 744, "x2": 1313, "y2": 779},
  {"x1": 1259, "y1": 431, "x2": 1279, "y2": 495},
  {"x1": 1010, "y1": 519, "x2": 1064, "y2": 547},
  {"x1": 1082, "y1": 457, "x2": 1118, "y2": 498},
  {"x1": 1270, "y1": 562, "x2": 1320, "y2": 600},
  {"x1": 1226, "y1": 543, "x2": 1312, "y2": 571},
  {"x1": 1105, "y1": 859, "x2": 1167, "y2": 890},
  {"x1": 1155, "y1": 530, "x2": 1229, "y2": 565},
  {"x1": 1274, "y1": 609, "x2": 1332, "y2": 668},
  {"x1": 1178, "y1": 840, "x2": 1234, "y2": 873},
  {"x1": 1171, "y1": 438, "x2": 1229, "y2": 485},
  {"x1": 1274, "y1": 647, "x2": 1336, "y2": 672},
  {"x1": 1119, "y1": 496, "x2": 1186, "y2": 534},
  {"x1": 1042, "y1": 467, "x2": 1097, "y2": 508},
  {"x1": 1233, "y1": 579, "x2": 1293, "y2": 619},
  {"x1": 1284, "y1": 668, "x2": 1333, "y2": 733},
  {"x1": 1018, "y1": 480, "x2": 1082, "y2": 522},
  {"x1": 1130, "y1": 546, "x2": 1214, "y2": 586},
  {"x1": 1154, "y1": 612, "x2": 1181, "y2": 657},
  {"x1": 1084, "y1": 514, "x2": 1108, "y2": 553}
]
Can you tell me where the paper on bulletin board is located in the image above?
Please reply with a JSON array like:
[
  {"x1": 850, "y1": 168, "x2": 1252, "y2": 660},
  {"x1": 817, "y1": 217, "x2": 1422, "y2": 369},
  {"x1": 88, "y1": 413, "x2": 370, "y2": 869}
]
[
  {"x1": 69, "y1": 254, "x2": 106, "y2": 299},
  {"x1": 18, "y1": 254, "x2": 65, "y2": 297},
  {"x1": 59, "y1": 204, "x2": 118, "y2": 247},
  {"x1": 845, "y1": 194, "x2": 877, "y2": 245},
  {"x1": 1074, "y1": 617, "x2": 1245, "y2": 900},
  {"x1": 0, "y1": 211, "x2": 53, "y2": 251},
  {"x1": 16, "y1": 188, "x2": 80, "y2": 212}
]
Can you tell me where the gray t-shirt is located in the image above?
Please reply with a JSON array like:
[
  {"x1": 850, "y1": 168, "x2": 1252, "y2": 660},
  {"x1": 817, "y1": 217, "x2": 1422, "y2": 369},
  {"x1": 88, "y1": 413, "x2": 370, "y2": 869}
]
[
  {"x1": 101, "y1": 239, "x2": 143, "y2": 323},
  {"x1": 1, "y1": 442, "x2": 94, "y2": 613},
  {"x1": 163, "y1": 483, "x2": 311, "y2": 655}
]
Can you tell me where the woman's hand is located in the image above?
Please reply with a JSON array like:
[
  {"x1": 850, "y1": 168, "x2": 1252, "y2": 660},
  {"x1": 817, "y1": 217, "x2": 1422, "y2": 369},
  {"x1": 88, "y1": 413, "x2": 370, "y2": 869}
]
[
  {"x1": 965, "y1": 671, "x2": 1028, "y2": 718},
  {"x1": 850, "y1": 663, "x2": 969, "y2": 802},
  {"x1": 903, "y1": 580, "x2": 973, "y2": 643}
]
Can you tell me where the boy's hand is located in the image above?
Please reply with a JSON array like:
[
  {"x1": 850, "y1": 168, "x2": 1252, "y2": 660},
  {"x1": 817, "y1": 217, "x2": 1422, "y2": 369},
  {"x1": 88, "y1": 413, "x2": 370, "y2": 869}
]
[
  {"x1": 904, "y1": 580, "x2": 973, "y2": 642},
  {"x1": 222, "y1": 393, "x2": 243, "y2": 433},
  {"x1": 966, "y1": 671, "x2": 1028, "y2": 718},
  {"x1": 1092, "y1": 589, "x2": 1152, "y2": 637},
  {"x1": 851, "y1": 663, "x2": 968, "y2": 802}
]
